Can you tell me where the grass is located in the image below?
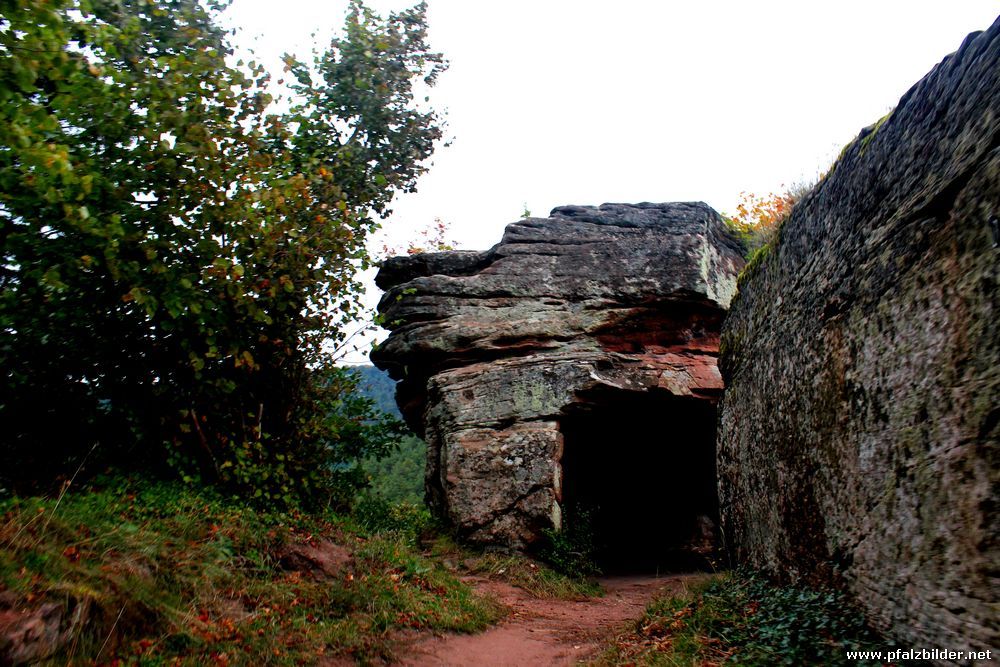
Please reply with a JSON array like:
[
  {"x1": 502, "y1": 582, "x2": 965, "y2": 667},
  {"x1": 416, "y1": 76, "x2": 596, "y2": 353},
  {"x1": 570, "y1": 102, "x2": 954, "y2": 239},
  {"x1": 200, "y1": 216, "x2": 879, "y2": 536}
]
[
  {"x1": 0, "y1": 477, "x2": 503, "y2": 665},
  {"x1": 464, "y1": 551, "x2": 603, "y2": 600},
  {"x1": 427, "y1": 536, "x2": 604, "y2": 600},
  {"x1": 858, "y1": 110, "x2": 893, "y2": 155},
  {"x1": 824, "y1": 107, "x2": 895, "y2": 179},
  {"x1": 598, "y1": 570, "x2": 882, "y2": 666},
  {"x1": 736, "y1": 240, "x2": 774, "y2": 287},
  {"x1": 351, "y1": 493, "x2": 602, "y2": 600}
]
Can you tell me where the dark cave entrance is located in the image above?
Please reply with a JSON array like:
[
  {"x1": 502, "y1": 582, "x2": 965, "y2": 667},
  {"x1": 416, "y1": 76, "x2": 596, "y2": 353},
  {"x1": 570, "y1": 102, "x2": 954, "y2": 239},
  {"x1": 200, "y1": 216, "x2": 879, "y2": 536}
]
[{"x1": 558, "y1": 390, "x2": 719, "y2": 573}]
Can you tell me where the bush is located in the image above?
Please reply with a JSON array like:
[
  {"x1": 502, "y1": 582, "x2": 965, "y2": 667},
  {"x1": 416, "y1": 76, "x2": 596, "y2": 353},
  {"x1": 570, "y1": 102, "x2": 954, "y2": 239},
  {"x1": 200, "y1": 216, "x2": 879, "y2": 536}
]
[
  {"x1": 361, "y1": 434, "x2": 427, "y2": 504},
  {"x1": 353, "y1": 494, "x2": 433, "y2": 544},
  {"x1": 538, "y1": 506, "x2": 601, "y2": 578},
  {"x1": 605, "y1": 569, "x2": 882, "y2": 666},
  {"x1": 0, "y1": 1, "x2": 444, "y2": 505},
  {"x1": 710, "y1": 572, "x2": 879, "y2": 665},
  {"x1": 724, "y1": 184, "x2": 810, "y2": 258}
]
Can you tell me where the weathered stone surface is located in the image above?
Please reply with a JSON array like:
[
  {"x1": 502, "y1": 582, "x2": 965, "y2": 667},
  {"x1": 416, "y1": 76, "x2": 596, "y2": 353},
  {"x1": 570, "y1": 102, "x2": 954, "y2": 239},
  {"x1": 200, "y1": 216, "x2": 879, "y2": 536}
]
[
  {"x1": 278, "y1": 540, "x2": 353, "y2": 580},
  {"x1": 718, "y1": 19, "x2": 999, "y2": 655},
  {"x1": 0, "y1": 596, "x2": 91, "y2": 665},
  {"x1": 374, "y1": 202, "x2": 744, "y2": 547}
]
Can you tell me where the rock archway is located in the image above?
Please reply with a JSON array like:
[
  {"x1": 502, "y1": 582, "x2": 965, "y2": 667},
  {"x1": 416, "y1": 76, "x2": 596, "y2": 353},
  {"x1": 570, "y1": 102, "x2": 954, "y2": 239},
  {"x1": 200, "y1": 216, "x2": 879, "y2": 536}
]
[{"x1": 372, "y1": 202, "x2": 744, "y2": 557}]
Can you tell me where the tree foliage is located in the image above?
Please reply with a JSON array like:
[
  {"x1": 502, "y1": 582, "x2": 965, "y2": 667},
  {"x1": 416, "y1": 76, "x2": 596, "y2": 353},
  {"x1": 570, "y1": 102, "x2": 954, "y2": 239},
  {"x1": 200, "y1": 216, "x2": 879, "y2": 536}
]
[
  {"x1": 361, "y1": 433, "x2": 425, "y2": 504},
  {"x1": 725, "y1": 185, "x2": 808, "y2": 257},
  {"x1": 351, "y1": 365, "x2": 426, "y2": 505},
  {"x1": 378, "y1": 216, "x2": 455, "y2": 258},
  {"x1": 728, "y1": 190, "x2": 794, "y2": 238},
  {"x1": 0, "y1": 0, "x2": 443, "y2": 505}
]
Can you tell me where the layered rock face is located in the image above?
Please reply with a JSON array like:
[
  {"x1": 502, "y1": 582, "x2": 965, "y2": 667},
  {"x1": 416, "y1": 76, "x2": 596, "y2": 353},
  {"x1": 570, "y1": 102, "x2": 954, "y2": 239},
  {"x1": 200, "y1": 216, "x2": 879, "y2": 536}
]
[
  {"x1": 373, "y1": 202, "x2": 744, "y2": 548},
  {"x1": 718, "y1": 20, "x2": 999, "y2": 654}
]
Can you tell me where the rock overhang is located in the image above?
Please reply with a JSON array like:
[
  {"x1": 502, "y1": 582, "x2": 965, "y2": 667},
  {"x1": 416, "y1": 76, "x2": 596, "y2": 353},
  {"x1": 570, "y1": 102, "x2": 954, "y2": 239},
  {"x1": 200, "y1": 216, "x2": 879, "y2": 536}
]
[
  {"x1": 372, "y1": 200, "x2": 745, "y2": 552},
  {"x1": 374, "y1": 202, "x2": 744, "y2": 366}
]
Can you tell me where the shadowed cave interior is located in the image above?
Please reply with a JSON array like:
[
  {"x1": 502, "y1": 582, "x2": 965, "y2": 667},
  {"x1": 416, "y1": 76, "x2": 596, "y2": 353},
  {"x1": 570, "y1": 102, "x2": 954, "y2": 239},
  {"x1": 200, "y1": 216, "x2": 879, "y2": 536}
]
[{"x1": 558, "y1": 390, "x2": 719, "y2": 573}]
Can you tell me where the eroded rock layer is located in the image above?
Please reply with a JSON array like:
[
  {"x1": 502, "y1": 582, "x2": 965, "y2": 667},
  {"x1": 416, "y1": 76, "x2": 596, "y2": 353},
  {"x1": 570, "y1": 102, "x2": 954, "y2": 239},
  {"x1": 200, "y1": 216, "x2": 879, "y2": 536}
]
[
  {"x1": 718, "y1": 20, "x2": 999, "y2": 653},
  {"x1": 373, "y1": 202, "x2": 744, "y2": 547}
]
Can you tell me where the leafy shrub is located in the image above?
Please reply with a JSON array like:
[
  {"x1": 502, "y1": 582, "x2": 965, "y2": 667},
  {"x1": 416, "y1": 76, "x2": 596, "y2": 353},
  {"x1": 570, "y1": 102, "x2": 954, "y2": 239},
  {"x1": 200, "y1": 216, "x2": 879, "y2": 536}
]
[
  {"x1": 362, "y1": 434, "x2": 427, "y2": 504},
  {"x1": 538, "y1": 506, "x2": 601, "y2": 578},
  {"x1": 724, "y1": 184, "x2": 810, "y2": 258},
  {"x1": 605, "y1": 569, "x2": 882, "y2": 666},
  {"x1": 353, "y1": 494, "x2": 433, "y2": 544},
  {"x1": 0, "y1": 1, "x2": 444, "y2": 505},
  {"x1": 709, "y1": 572, "x2": 880, "y2": 665}
]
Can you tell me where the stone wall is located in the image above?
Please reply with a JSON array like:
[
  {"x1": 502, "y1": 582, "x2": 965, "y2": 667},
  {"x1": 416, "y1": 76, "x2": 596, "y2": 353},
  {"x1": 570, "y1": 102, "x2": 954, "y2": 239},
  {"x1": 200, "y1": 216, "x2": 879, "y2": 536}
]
[
  {"x1": 717, "y1": 19, "x2": 999, "y2": 654},
  {"x1": 373, "y1": 202, "x2": 744, "y2": 548}
]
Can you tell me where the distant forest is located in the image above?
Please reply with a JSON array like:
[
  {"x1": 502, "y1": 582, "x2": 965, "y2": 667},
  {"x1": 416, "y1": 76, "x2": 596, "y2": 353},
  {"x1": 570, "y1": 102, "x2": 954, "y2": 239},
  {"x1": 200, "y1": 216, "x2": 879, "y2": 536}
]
[{"x1": 352, "y1": 365, "x2": 426, "y2": 505}]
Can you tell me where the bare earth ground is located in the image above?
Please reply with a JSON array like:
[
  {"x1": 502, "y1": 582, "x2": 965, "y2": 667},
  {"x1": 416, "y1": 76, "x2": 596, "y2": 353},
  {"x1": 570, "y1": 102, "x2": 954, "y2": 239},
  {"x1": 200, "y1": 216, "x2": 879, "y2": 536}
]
[{"x1": 397, "y1": 574, "x2": 702, "y2": 666}]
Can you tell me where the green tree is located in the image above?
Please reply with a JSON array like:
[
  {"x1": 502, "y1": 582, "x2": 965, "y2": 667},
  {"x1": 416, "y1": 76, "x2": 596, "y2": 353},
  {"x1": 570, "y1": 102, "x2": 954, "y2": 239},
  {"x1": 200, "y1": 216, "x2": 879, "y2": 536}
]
[{"x1": 0, "y1": 0, "x2": 443, "y2": 505}]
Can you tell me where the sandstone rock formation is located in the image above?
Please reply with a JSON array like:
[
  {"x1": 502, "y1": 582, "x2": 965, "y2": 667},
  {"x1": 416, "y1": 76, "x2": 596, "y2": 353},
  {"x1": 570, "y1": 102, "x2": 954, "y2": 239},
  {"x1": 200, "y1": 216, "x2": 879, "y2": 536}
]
[
  {"x1": 373, "y1": 202, "x2": 744, "y2": 559},
  {"x1": 718, "y1": 19, "x2": 999, "y2": 654}
]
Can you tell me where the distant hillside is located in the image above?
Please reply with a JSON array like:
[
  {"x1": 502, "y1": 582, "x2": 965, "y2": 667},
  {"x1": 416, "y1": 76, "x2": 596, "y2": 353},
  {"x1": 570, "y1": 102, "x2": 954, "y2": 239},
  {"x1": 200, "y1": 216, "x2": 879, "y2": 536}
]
[
  {"x1": 350, "y1": 364, "x2": 400, "y2": 418},
  {"x1": 350, "y1": 364, "x2": 424, "y2": 504}
]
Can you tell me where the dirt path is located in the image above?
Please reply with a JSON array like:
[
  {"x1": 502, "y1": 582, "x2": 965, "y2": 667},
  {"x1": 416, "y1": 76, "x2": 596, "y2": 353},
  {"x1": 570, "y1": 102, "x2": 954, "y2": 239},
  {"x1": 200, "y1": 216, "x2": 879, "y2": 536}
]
[{"x1": 398, "y1": 574, "x2": 700, "y2": 666}]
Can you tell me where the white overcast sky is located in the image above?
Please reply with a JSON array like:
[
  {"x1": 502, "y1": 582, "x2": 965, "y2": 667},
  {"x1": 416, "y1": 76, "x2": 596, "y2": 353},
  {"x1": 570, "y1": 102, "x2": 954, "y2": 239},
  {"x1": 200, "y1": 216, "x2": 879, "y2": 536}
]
[
  {"x1": 226, "y1": 0, "x2": 998, "y2": 249},
  {"x1": 224, "y1": 0, "x2": 998, "y2": 360}
]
